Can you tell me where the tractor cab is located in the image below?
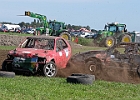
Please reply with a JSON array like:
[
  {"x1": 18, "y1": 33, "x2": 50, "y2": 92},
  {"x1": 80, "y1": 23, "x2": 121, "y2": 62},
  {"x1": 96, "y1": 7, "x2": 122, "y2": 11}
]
[
  {"x1": 104, "y1": 22, "x2": 127, "y2": 33},
  {"x1": 48, "y1": 20, "x2": 66, "y2": 36}
]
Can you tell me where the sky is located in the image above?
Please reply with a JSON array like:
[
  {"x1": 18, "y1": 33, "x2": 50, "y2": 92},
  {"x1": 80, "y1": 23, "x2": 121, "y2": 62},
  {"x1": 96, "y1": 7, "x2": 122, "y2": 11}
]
[{"x1": 1, "y1": 0, "x2": 140, "y2": 31}]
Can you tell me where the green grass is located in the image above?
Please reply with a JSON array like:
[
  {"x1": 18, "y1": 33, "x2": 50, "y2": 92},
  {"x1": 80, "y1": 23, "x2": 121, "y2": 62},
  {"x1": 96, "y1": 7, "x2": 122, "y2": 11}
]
[
  {"x1": 0, "y1": 76, "x2": 140, "y2": 100},
  {"x1": 0, "y1": 46, "x2": 16, "y2": 50}
]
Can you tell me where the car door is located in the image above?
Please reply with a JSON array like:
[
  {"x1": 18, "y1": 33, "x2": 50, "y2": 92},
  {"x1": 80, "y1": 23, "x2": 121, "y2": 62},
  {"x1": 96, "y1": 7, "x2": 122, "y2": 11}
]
[{"x1": 55, "y1": 39, "x2": 69, "y2": 68}]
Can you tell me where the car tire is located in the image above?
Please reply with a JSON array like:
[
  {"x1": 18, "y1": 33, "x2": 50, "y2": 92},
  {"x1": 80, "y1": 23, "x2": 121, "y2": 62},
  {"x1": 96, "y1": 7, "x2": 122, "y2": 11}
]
[
  {"x1": 0, "y1": 71, "x2": 15, "y2": 78},
  {"x1": 85, "y1": 58, "x2": 102, "y2": 76},
  {"x1": 66, "y1": 73, "x2": 95, "y2": 85},
  {"x1": 43, "y1": 61, "x2": 58, "y2": 77},
  {"x1": 2, "y1": 59, "x2": 13, "y2": 71}
]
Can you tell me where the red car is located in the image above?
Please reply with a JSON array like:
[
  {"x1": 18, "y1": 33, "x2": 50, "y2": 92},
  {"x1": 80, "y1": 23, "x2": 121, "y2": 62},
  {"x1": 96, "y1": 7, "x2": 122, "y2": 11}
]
[{"x1": 2, "y1": 36, "x2": 71, "y2": 77}]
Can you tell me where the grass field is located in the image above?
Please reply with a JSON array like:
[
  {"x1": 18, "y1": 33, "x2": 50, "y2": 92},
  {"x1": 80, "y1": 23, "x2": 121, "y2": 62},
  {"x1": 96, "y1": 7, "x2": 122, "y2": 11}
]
[
  {"x1": 0, "y1": 33, "x2": 140, "y2": 100},
  {"x1": 0, "y1": 76, "x2": 140, "y2": 100}
]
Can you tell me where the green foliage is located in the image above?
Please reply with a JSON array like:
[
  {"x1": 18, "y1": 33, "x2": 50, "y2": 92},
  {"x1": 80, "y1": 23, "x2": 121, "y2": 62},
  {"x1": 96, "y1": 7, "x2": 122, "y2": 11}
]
[
  {"x1": 77, "y1": 37, "x2": 93, "y2": 46},
  {"x1": 0, "y1": 46, "x2": 16, "y2": 50},
  {"x1": 66, "y1": 24, "x2": 90, "y2": 30}
]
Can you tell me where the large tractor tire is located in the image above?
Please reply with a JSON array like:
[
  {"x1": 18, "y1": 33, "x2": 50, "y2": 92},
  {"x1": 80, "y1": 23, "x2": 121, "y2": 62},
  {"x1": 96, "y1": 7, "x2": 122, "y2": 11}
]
[
  {"x1": 59, "y1": 32, "x2": 71, "y2": 41},
  {"x1": 105, "y1": 36, "x2": 115, "y2": 47},
  {"x1": 121, "y1": 34, "x2": 132, "y2": 43}
]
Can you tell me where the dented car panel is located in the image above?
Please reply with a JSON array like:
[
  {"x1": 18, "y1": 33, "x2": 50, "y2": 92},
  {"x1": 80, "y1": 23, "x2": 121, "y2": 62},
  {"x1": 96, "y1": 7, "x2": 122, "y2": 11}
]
[{"x1": 2, "y1": 36, "x2": 71, "y2": 77}]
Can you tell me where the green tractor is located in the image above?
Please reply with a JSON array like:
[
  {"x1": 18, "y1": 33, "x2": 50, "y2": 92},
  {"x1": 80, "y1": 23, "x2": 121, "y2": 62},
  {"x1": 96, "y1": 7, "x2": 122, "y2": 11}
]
[
  {"x1": 93, "y1": 22, "x2": 132, "y2": 47},
  {"x1": 25, "y1": 11, "x2": 71, "y2": 40}
]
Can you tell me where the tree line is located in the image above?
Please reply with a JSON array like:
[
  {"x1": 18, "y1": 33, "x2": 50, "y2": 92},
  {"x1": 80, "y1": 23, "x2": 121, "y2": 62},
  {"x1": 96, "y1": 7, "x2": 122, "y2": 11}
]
[{"x1": 1, "y1": 19, "x2": 91, "y2": 31}]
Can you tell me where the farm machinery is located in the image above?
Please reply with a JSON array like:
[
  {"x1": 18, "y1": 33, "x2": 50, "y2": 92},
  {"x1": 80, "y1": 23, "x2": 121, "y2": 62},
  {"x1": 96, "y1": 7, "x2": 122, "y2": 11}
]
[
  {"x1": 25, "y1": 11, "x2": 71, "y2": 40},
  {"x1": 93, "y1": 22, "x2": 140, "y2": 47}
]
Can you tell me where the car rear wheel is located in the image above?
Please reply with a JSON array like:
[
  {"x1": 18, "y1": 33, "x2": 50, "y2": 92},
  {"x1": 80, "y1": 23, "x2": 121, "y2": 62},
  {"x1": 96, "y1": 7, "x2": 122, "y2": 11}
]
[
  {"x1": 43, "y1": 61, "x2": 58, "y2": 77},
  {"x1": 85, "y1": 58, "x2": 102, "y2": 76}
]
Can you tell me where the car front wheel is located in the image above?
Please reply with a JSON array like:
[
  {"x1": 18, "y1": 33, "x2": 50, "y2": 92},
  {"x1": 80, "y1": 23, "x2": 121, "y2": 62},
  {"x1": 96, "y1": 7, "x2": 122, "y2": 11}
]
[{"x1": 43, "y1": 61, "x2": 58, "y2": 77}]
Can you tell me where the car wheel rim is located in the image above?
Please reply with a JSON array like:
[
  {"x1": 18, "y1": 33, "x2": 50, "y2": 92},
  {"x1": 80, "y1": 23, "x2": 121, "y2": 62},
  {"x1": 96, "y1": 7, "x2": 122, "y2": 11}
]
[
  {"x1": 44, "y1": 64, "x2": 56, "y2": 77},
  {"x1": 89, "y1": 65, "x2": 96, "y2": 72}
]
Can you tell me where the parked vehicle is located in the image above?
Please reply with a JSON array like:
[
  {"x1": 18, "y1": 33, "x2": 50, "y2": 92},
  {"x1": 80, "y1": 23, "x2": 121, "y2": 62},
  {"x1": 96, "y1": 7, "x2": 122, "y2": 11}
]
[
  {"x1": 0, "y1": 27, "x2": 9, "y2": 32},
  {"x1": 1, "y1": 24, "x2": 21, "y2": 32},
  {"x1": 26, "y1": 28, "x2": 35, "y2": 34},
  {"x1": 1, "y1": 36, "x2": 72, "y2": 77},
  {"x1": 79, "y1": 32, "x2": 92, "y2": 38}
]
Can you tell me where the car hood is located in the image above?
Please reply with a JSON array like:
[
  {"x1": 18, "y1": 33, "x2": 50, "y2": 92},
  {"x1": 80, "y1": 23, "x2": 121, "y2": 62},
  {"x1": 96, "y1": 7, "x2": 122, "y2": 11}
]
[{"x1": 9, "y1": 48, "x2": 52, "y2": 58}]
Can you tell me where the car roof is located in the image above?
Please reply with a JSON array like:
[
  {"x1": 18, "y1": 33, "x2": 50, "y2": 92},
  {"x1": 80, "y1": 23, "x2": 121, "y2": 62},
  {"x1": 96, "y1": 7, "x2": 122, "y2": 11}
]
[{"x1": 27, "y1": 35, "x2": 60, "y2": 40}]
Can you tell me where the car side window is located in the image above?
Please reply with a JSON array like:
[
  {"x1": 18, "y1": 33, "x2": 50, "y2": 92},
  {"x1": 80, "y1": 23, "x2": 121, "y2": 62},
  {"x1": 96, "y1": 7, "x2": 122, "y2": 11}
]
[{"x1": 56, "y1": 39, "x2": 68, "y2": 52}]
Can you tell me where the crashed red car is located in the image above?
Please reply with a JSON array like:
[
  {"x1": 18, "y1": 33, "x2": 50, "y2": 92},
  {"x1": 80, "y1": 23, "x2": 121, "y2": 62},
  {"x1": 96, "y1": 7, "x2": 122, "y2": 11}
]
[{"x1": 2, "y1": 36, "x2": 71, "y2": 77}]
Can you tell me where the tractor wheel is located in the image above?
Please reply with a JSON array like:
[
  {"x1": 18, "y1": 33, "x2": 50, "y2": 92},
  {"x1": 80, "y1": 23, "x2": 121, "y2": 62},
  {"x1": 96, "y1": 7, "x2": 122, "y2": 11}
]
[
  {"x1": 121, "y1": 34, "x2": 132, "y2": 43},
  {"x1": 105, "y1": 36, "x2": 115, "y2": 47},
  {"x1": 43, "y1": 61, "x2": 58, "y2": 77},
  {"x1": 59, "y1": 32, "x2": 71, "y2": 40}
]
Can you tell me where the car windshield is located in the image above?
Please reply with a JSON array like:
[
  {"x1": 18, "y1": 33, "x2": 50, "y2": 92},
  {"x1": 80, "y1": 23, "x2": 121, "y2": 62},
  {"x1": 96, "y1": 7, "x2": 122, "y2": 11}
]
[{"x1": 20, "y1": 38, "x2": 55, "y2": 50}]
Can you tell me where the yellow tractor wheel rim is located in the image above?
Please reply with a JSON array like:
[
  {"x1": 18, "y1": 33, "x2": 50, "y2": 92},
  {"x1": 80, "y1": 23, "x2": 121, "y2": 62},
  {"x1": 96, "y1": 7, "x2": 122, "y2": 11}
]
[
  {"x1": 107, "y1": 39, "x2": 113, "y2": 47},
  {"x1": 123, "y1": 37, "x2": 131, "y2": 42},
  {"x1": 61, "y1": 34, "x2": 69, "y2": 40}
]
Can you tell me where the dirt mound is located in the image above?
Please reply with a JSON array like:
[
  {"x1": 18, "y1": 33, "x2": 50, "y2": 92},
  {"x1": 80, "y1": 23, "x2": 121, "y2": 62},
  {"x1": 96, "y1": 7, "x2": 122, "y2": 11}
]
[{"x1": 0, "y1": 34, "x2": 26, "y2": 46}]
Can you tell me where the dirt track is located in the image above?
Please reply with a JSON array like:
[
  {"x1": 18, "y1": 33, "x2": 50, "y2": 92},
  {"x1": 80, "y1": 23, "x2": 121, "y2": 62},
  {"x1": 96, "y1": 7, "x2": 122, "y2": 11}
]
[{"x1": 0, "y1": 34, "x2": 140, "y2": 84}]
